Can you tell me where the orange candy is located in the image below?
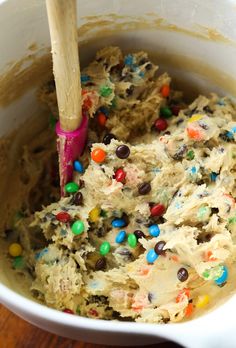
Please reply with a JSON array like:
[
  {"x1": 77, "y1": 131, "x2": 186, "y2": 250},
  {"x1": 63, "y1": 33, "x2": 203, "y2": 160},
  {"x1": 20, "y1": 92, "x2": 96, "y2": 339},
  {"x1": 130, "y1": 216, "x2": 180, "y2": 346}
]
[
  {"x1": 91, "y1": 148, "x2": 106, "y2": 163},
  {"x1": 176, "y1": 288, "x2": 190, "y2": 303},
  {"x1": 186, "y1": 126, "x2": 203, "y2": 141},
  {"x1": 204, "y1": 250, "x2": 217, "y2": 262},
  {"x1": 185, "y1": 303, "x2": 193, "y2": 317},
  {"x1": 97, "y1": 112, "x2": 107, "y2": 126},
  {"x1": 161, "y1": 85, "x2": 170, "y2": 98}
]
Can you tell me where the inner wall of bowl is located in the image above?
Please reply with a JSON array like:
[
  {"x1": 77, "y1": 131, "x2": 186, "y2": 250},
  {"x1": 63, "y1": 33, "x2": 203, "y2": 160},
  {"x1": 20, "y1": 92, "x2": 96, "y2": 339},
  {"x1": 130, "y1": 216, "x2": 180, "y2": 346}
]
[{"x1": 0, "y1": 0, "x2": 236, "y2": 300}]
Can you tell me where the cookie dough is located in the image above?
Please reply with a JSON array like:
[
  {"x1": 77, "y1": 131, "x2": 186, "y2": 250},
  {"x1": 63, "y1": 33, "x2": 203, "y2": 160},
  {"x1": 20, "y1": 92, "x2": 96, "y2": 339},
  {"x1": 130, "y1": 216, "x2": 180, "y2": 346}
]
[{"x1": 9, "y1": 47, "x2": 236, "y2": 323}]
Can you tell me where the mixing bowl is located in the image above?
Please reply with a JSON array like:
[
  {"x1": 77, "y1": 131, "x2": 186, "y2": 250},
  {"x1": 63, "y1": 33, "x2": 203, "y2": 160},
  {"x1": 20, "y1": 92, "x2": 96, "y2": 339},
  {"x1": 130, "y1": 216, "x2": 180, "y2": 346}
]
[{"x1": 0, "y1": 0, "x2": 236, "y2": 347}]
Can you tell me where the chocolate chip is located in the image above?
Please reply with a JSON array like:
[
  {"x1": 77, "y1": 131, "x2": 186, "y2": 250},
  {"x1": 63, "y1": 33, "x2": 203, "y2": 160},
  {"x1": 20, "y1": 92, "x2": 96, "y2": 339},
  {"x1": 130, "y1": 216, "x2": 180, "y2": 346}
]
[
  {"x1": 203, "y1": 105, "x2": 213, "y2": 114},
  {"x1": 154, "y1": 241, "x2": 166, "y2": 255},
  {"x1": 126, "y1": 85, "x2": 135, "y2": 96},
  {"x1": 145, "y1": 63, "x2": 152, "y2": 70},
  {"x1": 140, "y1": 58, "x2": 148, "y2": 65},
  {"x1": 122, "y1": 212, "x2": 129, "y2": 227},
  {"x1": 103, "y1": 133, "x2": 116, "y2": 145},
  {"x1": 211, "y1": 208, "x2": 219, "y2": 214},
  {"x1": 176, "y1": 118, "x2": 184, "y2": 126},
  {"x1": 95, "y1": 257, "x2": 106, "y2": 271},
  {"x1": 148, "y1": 292, "x2": 154, "y2": 302},
  {"x1": 72, "y1": 192, "x2": 83, "y2": 206},
  {"x1": 116, "y1": 145, "x2": 130, "y2": 159},
  {"x1": 173, "y1": 144, "x2": 187, "y2": 160},
  {"x1": 177, "y1": 268, "x2": 189, "y2": 282},
  {"x1": 138, "y1": 182, "x2": 151, "y2": 195},
  {"x1": 134, "y1": 230, "x2": 145, "y2": 240}
]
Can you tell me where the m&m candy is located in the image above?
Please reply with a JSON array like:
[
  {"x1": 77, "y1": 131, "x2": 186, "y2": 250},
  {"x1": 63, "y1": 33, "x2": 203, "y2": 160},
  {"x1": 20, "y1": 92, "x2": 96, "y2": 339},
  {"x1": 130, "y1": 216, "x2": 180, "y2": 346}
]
[
  {"x1": 71, "y1": 220, "x2": 85, "y2": 235},
  {"x1": 215, "y1": 265, "x2": 228, "y2": 286},
  {"x1": 115, "y1": 168, "x2": 126, "y2": 183},
  {"x1": 148, "y1": 224, "x2": 160, "y2": 237},
  {"x1": 9, "y1": 243, "x2": 22, "y2": 257},
  {"x1": 100, "y1": 241, "x2": 111, "y2": 256},
  {"x1": 150, "y1": 204, "x2": 165, "y2": 217},
  {"x1": 74, "y1": 160, "x2": 84, "y2": 173},
  {"x1": 115, "y1": 230, "x2": 126, "y2": 243},
  {"x1": 112, "y1": 219, "x2": 126, "y2": 228},
  {"x1": 146, "y1": 249, "x2": 159, "y2": 264},
  {"x1": 127, "y1": 234, "x2": 137, "y2": 248},
  {"x1": 91, "y1": 148, "x2": 106, "y2": 163},
  {"x1": 65, "y1": 182, "x2": 79, "y2": 194}
]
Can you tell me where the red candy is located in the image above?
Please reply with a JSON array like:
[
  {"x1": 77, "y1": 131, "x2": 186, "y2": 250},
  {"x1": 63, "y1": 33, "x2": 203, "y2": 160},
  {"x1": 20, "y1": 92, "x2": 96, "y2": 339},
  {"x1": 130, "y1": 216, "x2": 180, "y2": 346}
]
[
  {"x1": 56, "y1": 212, "x2": 71, "y2": 223},
  {"x1": 115, "y1": 168, "x2": 126, "y2": 183},
  {"x1": 63, "y1": 308, "x2": 74, "y2": 314},
  {"x1": 88, "y1": 308, "x2": 98, "y2": 317},
  {"x1": 161, "y1": 85, "x2": 170, "y2": 98},
  {"x1": 97, "y1": 112, "x2": 107, "y2": 127},
  {"x1": 150, "y1": 203, "x2": 165, "y2": 217},
  {"x1": 154, "y1": 118, "x2": 168, "y2": 132},
  {"x1": 176, "y1": 288, "x2": 190, "y2": 303}
]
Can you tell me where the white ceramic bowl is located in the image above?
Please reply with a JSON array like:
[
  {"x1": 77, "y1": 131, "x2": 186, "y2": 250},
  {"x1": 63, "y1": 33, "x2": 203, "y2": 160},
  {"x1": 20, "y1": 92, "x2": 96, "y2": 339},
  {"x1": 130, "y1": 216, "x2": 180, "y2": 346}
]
[{"x1": 1, "y1": 1, "x2": 236, "y2": 347}]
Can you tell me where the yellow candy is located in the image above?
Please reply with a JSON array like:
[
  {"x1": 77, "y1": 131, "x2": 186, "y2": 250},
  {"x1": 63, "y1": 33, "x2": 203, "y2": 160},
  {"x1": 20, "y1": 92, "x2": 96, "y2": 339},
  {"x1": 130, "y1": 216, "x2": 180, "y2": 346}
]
[
  {"x1": 188, "y1": 114, "x2": 204, "y2": 123},
  {"x1": 8, "y1": 243, "x2": 22, "y2": 257},
  {"x1": 196, "y1": 294, "x2": 210, "y2": 308},
  {"x1": 89, "y1": 207, "x2": 101, "y2": 222}
]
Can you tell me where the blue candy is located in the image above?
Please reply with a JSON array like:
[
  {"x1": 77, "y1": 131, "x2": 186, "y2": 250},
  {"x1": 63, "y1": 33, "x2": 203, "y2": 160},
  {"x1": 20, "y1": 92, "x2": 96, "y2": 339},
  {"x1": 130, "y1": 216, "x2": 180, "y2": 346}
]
[
  {"x1": 148, "y1": 224, "x2": 160, "y2": 237},
  {"x1": 112, "y1": 218, "x2": 126, "y2": 228},
  {"x1": 99, "y1": 106, "x2": 109, "y2": 116},
  {"x1": 210, "y1": 172, "x2": 218, "y2": 182},
  {"x1": 81, "y1": 75, "x2": 90, "y2": 83},
  {"x1": 146, "y1": 249, "x2": 159, "y2": 264},
  {"x1": 115, "y1": 230, "x2": 126, "y2": 243},
  {"x1": 124, "y1": 54, "x2": 134, "y2": 66},
  {"x1": 215, "y1": 265, "x2": 228, "y2": 286},
  {"x1": 74, "y1": 160, "x2": 84, "y2": 173},
  {"x1": 232, "y1": 126, "x2": 236, "y2": 134},
  {"x1": 191, "y1": 166, "x2": 197, "y2": 174},
  {"x1": 226, "y1": 131, "x2": 234, "y2": 139}
]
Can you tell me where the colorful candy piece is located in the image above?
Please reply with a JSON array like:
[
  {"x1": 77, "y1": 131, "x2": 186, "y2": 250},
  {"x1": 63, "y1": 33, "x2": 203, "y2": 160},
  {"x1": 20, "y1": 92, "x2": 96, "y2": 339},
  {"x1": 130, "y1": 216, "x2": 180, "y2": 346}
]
[
  {"x1": 95, "y1": 257, "x2": 106, "y2": 270},
  {"x1": 13, "y1": 256, "x2": 25, "y2": 269},
  {"x1": 116, "y1": 145, "x2": 130, "y2": 159},
  {"x1": 97, "y1": 112, "x2": 107, "y2": 126},
  {"x1": 89, "y1": 207, "x2": 101, "y2": 223},
  {"x1": 186, "y1": 150, "x2": 195, "y2": 160},
  {"x1": 8, "y1": 243, "x2": 22, "y2": 257},
  {"x1": 154, "y1": 118, "x2": 168, "y2": 132},
  {"x1": 160, "y1": 106, "x2": 172, "y2": 118},
  {"x1": 81, "y1": 75, "x2": 90, "y2": 83},
  {"x1": 176, "y1": 288, "x2": 190, "y2": 303},
  {"x1": 91, "y1": 148, "x2": 106, "y2": 163},
  {"x1": 127, "y1": 234, "x2": 137, "y2": 248},
  {"x1": 65, "y1": 182, "x2": 79, "y2": 193},
  {"x1": 146, "y1": 249, "x2": 159, "y2": 264},
  {"x1": 63, "y1": 308, "x2": 74, "y2": 314},
  {"x1": 103, "y1": 133, "x2": 116, "y2": 145},
  {"x1": 188, "y1": 114, "x2": 203, "y2": 123},
  {"x1": 71, "y1": 220, "x2": 85, "y2": 235},
  {"x1": 148, "y1": 224, "x2": 160, "y2": 237},
  {"x1": 74, "y1": 160, "x2": 84, "y2": 173},
  {"x1": 161, "y1": 85, "x2": 170, "y2": 98},
  {"x1": 115, "y1": 230, "x2": 126, "y2": 243},
  {"x1": 100, "y1": 86, "x2": 112, "y2": 97},
  {"x1": 177, "y1": 268, "x2": 189, "y2": 282},
  {"x1": 196, "y1": 295, "x2": 210, "y2": 308},
  {"x1": 100, "y1": 241, "x2": 111, "y2": 256},
  {"x1": 124, "y1": 54, "x2": 134, "y2": 66},
  {"x1": 112, "y1": 218, "x2": 126, "y2": 228},
  {"x1": 134, "y1": 230, "x2": 145, "y2": 240},
  {"x1": 171, "y1": 105, "x2": 181, "y2": 116},
  {"x1": 185, "y1": 303, "x2": 193, "y2": 317},
  {"x1": 214, "y1": 265, "x2": 228, "y2": 285},
  {"x1": 99, "y1": 106, "x2": 109, "y2": 116},
  {"x1": 210, "y1": 172, "x2": 218, "y2": 182},
  {"x1": 115, "y1": 168, "x2": 126, "y2": 183},
  {"x1": 150, "y1": 204, "x2": 165, "y2": 217},
  {"x1": 56, "y1": 212, "x2": 71, "y2": 223},
  {"x1": 154, "y1": 241, "x2": 166, "y2": 255},
  {"x1": 186, "y1": 126, "x2": 204, "y2": 141},
  {"x1": 138, "y1": 182, "x2": 151, "y2": 195},
  {"x1": 72, "y1": 192, "x2": 83, "y2": 206}
]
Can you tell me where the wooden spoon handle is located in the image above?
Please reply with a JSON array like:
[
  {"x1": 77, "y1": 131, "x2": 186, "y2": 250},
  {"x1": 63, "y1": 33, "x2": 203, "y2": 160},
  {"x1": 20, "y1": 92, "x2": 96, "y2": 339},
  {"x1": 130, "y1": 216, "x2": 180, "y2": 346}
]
[{"x1": 46, "y1": 0, "x2": 82, "y2": 132}]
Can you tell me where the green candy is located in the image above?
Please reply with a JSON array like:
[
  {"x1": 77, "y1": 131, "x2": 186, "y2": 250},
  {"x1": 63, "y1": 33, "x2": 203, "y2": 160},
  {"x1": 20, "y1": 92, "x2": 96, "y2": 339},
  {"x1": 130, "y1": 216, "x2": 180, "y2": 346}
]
[
  {"x1": 100, "y1": 86, "x2": 112, "y2": 97},
  {"x1": 76, "y1": 306, "x2": 81, "y2": 315},
  {"x1": 186, "y1": 150, "x2": 195, "y2": 160},
  {"x1": 13, "y1": 256, "x2": 25, "y2": 269},
  {"x1": 100, "y1": 241, "x2": 110, "y2": 256},
  {"x1": 71, "y1": 220, "x2": 85, "y2": 235},
  {"x1": 127, "y1": 234, "x2": 137, "y2": 248},
  {"x1": 65, "y1": 182, "x2": 79, "y2": 194},
  {"x1": 100, "y1": 210, "x2": 108, "y2": 218},
  {"x1": 160, "y1": 106, "x2": 172, "y2": 118}
]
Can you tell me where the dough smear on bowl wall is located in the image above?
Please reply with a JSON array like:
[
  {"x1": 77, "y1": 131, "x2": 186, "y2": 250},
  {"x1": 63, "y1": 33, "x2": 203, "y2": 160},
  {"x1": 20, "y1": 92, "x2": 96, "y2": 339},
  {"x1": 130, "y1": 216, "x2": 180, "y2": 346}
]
[{"x1": 0, "y1": 0, "x2": 236, "y2": 347}]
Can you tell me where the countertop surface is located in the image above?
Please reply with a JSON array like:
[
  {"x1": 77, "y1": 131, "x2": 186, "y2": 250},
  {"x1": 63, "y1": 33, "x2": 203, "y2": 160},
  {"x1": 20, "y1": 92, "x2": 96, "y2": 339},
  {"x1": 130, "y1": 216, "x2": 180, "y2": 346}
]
[{"x1": 0, "y1": 304, "x2": 182, "y2": 348}]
